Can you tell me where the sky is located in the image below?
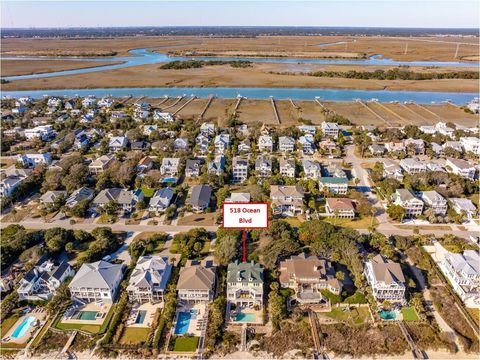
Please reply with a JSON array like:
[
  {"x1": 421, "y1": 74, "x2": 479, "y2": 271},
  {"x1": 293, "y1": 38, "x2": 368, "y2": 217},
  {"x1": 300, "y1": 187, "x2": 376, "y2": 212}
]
[{"x1": 1, "y1": 0, "x2": 479, "y2": 29}]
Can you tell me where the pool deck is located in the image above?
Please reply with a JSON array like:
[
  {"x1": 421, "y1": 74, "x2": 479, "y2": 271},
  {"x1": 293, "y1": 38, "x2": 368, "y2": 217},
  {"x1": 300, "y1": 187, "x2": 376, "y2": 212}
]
[
  {"x1": 227, "y1": 305, "x2": 263, "y2": 325},
  {"x1": 173, "y1": 302, "x2": 207, "y2": 337},
  {"x1": 61, "y1": 302, "x2": 111, "y2": 325},
  {"x1": 2, "y1": 310, "x2": 46, "y2": 345},
  {"x1": 126, "y1": 302, "x2": 162, "y2": 328}
]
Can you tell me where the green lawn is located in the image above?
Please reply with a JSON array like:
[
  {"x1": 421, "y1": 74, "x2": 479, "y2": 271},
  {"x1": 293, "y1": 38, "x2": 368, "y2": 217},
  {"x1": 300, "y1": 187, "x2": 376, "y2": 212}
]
[
  {"x1": 141, "y1": 188, "x2": 156, "y2": 198},
  {"x1": 0, "y1": 315, "x2": 19, "y2": 337},
  {"x1": 54, "y1": 305, "x2": 115, "y2": 334},
  {"x1": 401, "y1": 307, "x2": 419, "y2": 321},
  {"x1": 324, "y1": 216, "x2": 378, "y2": 229},
  {"x1": 119, "y1": 327, "x2": 150, "y2": 344},
  {"x1": 321, "y1": 306, "x2": 371, "y2": 325},
  {"x1": 173, "y1": 336, "x2": 199, "y2": 352}
]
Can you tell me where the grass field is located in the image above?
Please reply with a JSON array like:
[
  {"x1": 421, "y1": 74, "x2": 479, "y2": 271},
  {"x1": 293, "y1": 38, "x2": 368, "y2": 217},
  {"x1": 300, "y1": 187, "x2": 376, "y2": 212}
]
[
  {"x1": 119, "y1": 327, "x2": 150, "y2": 344},
  {"x1": 172, "y1": 336, "x2": 199, "y2": 352},
  {"x1": 324, "y1": 216, "x2": 378, "y2": 229},
  {"x1": 141, "y1": 187, "x2": 156, "y2": 198},
  {"x1": 0, "y1": 315, "x2": 19, "y2": 338},
  {"x1": 177, "y1": 212, "x2": 217, "y2": 226},
  {"x1": 321, "y1": 306, "x2": 371, "y2": 325},
  {"x1": 401, "y1": 307, "x2": 420, "y2": 322}
]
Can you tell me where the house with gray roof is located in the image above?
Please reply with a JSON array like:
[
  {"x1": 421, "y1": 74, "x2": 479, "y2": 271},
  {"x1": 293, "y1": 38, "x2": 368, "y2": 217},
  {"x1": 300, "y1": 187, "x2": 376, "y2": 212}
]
[
  {"x1": 392, "y1": 189, "x2": 423, "y2": 218},
  {"x1": 258, "y1": 135, "x2": 273, "y2": 152},
  {"x1": 185, "y1": 159, "x2": 203, "y2": 178},
  {"x1": 302, "y1": 159, "x2": 321, "y2": 180},
  {"x1": 232, "y1": 157, "x2": 248, "y2": 183},
  {"x1": 227, "y1": 261, "x2": 264, "y2": 307},
  {"x1": 69, "y1": 261, "x2": 125, "y2": 304},
  {"x1": 278, "y1": 136, "x2": 295, "y2": 153},
  {"x1": 149, "y1": 187, "x2": 174, "y2": 214},
  {"x1": 127, "y1": 256, "x2": 172, "y2": 303},
  {"x1": 450, "y1": 198, "x2": 477, "y2": 220},
  {"x1": 88, "y1": 155, "x2": 115, "y2": 175},
  {"x1": 207, "y1": 155, "x2": 225, "y2": 176},
  {"x1": 280, "y1": 158, "x2": 295, "y2": 178},
  {"x1": 65, "y1": 187, "x2": 94, "y2": 208},
  {"x1": 298, "y1": 134, "x2": 315, "y2": 154},
  {"x1": 18, "y1": 259, "x2": 74, "y2": 301},
  {"x1": 321, "y1": 122, "x2": 339, "y2": 138},
  {"x1": 160, "y1": 158, "x2": 180, "y2": 177},
  {"x1": 189, "y1": 184, "x2": 212, "y2": 212},
  {"x1": 270, "y1": 185, "x2": 304, "y2": 216},
  {"x1": 40, "y1": 190, "x2": 67, "y2": 205},
  {"x1": 364, "y1": 255, "x2": 406, "y2": 302},
  {"x1": 177, "y1": 260, "x2": 216, "y2": 303},
  {"x1": 420, "y1": 190, "x2": 447, "y2": 216},
  {"x1": 108, "y1": 136, "x2": 128, "y2": 152},
  {"x1": 399, "y1": 158, "x2": 427, "y2": 174},
  {"x1": 92, "y1": 188, "x2": 144, "y2": 213},
  {"x1": 255, "y1": 156, "x2": 272, "y2": 177}
]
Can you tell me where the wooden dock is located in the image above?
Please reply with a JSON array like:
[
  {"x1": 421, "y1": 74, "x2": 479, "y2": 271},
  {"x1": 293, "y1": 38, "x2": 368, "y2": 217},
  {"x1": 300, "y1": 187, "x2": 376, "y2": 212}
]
[
  {"x1": 357, "y1": 100, "x2": 389, "y2": 125},
  {"x1": 270, "y1": 97, "x2": 281, "y2": 124},
  {"x1": 233, "y1": 96, "x2": 243, "y2": 115},
  {"x1": 162, "y1": 95, "x2": 184, "y2": 110},
  {"x1": 198, "y1": 95, "x2": 215, "y2": 120},
  {"x1": 172, "y1": 96, "x2": 196, "y2": 115}
]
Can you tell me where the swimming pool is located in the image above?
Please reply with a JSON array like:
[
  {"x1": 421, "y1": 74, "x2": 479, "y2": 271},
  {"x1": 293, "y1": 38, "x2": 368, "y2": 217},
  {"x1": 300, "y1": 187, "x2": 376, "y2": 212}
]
[
  {"x1": 379, "y1": 310, "x2": 397, "y2": 320},
  {"x1": 234, "y1": 312, "x2": 257, "y2": 323},
  {"x1": 11, "y1": 316, "x2": 36, "y2": 339},
  {"x1": 135, "y1": 311, "x2": 147, "y2": 324},
  {"x1": 162, "y1": 177, "x2": 177, "y2": 184},
  {"x1": 77, "y1": 311, "x2": 98, "y2": 321},
  {"x1": 174, "y1": 312, "x2": 191, "y2": 335}
]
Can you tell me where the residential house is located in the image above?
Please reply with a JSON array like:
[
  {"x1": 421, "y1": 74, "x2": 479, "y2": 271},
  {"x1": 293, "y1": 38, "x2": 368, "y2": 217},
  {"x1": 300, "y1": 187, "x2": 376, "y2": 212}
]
[
  {"x1": 298, "y1": 125, "x2": 317, "y2": 135},
  {"x1": 195, "y1": 134, "x2": 210, "y2": 154},
  {"x1": 214, "y1": 134, "x2": 230, "y2": 154},
  {"x1": 226, "y1": 192, "x2": 251, "y2": 203},
  {"x1": 450, "y1": 198, "x2": 477, "y2": 220},
  {"x1": 302, "y1": 159, "x2": 321, "y2": 180},
  {"x1": 127, "y1": 255, "x2": 172, "y2": 303},
  {"x1": 404, "y1": 138, "x2": 425, "y2": 154},
  {"x1": 109, "y1": 136, "x2": 128, "y2": 152},
  {"x1": 143, "y1": 125, "x2": 158, "y2": 136},
  {"x1": 207, "y1": 155, "x2": 225, "y2": 176},
  {"x1": 383, "y1": 161, "x2": 404, "y2": 182},
  {"x1": 69, "y1": 261, "x2": 125, "y2": 303},
  {"x1": 93, "y1": 188, "x2": 144, "y2": 213},
  {"x1": 319, "y1": 139, "x2": 337, "y2": 154},
  {"x1": 325, "y1": 198, "x2": 355, "y2": 219},
  {"x1": 200, "y1": 123, "x2": 216, "y2": 137},
  {"x1": 227, "y1": 261, "x2": 264, "y2": 307},
  {"x1": 88, "y1": 155, "x2": 115, "y2": 175},
  {"x1": 65, "y1": 187, "x2": 94, "y2": 208},
  {"x1": 82, "y1": 96, "x2": 97, "y2": 108},
  {"x1": 149, "y1": 187, "x2": 174, "y2": 213},
  {"x1": 278, "y1": 136, "x2": 295, "y2": 153},
  {"x1": 319, "y1": 177, "x2": 348, "y2": 195},
  {"x1": 18, "y1": 260, "x2": 74, "y2": 301},
  {"x1": 321, "y1": 122, "x2": 340, "y2": 138},
  {"x1": 232, "y1": 157, "x2": 248, "y2": 183},
  {"x1": 270, "y1": 185, "x2": 305, "y2": 216},
  {"x1": 40, "y1": 190, "x2": 67, "y2": 205},
  {"x1": 255, "y1": 156, "x2": 272, "y2": 177},
  {"x1": 436, "y1": 122, "x2": 455, "y2": 137},
  {"x1": 131, "y1": 141, "x2": 149, "y2": 151},
  {"x1": 185, "y1": 159, "x2": 203, "y2": 178},
  {"x1": 420, "y1": 191, "x2": 447, "y2": 216},
  {"x1": 279, "y1": 253, "x2": 342, "y2": 304},
  {"x1": 174, "y1": 138, "x2": 189, "y2": 152},
  {"x1": 443, "y1": 141, "x2": 464, "y2": 153},
  {"x1": 460, "y1": 137, "x2": 480, "y2": 155},
  {"x1": 431, "y1": 142, "x2": 444, "y2": 157},
  {"x1": 369, "y1": 144, "x2": 386, "y2": 156},
  {"x1": 18, "y1": 153, "x2": 52, "y2": 168},
  {"x1": 399, "y1": 158, "x2": 427, "y2": 174},
  {"x1": 238, "y1": 139, "x2": 251, "y2": 154},
  {"x1": 160, "y1": 158, "x2": 180, "y2": 177},
  {"x1": 439, "y1": 247, "x2": 479, "y2": 307},
  {"x1": 189, "y1": 184, "x2": 212, "y2": 212},
  {"x1": 25, "y1": 125, "x2": 55, "y2": 141},
  {"x1": 365, "y1": 255, "x2": 406, "y2": 302},
  {"x1": 385, "y1": 142, "x2": 405, "y2": 153},
  {"x1": 445, "y1": 158, "x2": 475, "y2": 180},
  {"x1": 279, "y1": 158, "x2": 295, "y2": 178},
  {"x1": 392, "y1": 189, "x2": 424, "y2": 218},
  {"x1": 299, "y1": 134, "x2": 315, "y2": 154},
  {"x1": 137, "y1": 156, "x2": 153, "y2": 173},
  {"x1": 324, "y1": 163, "x2": 347, "y2": 178},
  {"x1": 177, "y1": 260, "x2": 216, "y2": 303},
  {"x1": 153, "y1": 111, "x2": 174, "y2": 122},
  {"x1": 258, "y1": 135, "x2": 273, "y2": 152},
  {"x1": 0, "y1": 167, "x2": 32, "y2": 198}
]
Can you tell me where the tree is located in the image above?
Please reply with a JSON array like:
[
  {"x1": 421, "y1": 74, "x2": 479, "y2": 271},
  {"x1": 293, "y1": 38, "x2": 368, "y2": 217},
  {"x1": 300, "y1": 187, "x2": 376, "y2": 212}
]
[
  {"x1": 69, "y1": 198, "x2": 90, "y2": 218},
  {"x1": 41, "y1": 169, "x2": 63, "y2": 192},
  {"x1": 214, "y1": 234, "x2": 239, "y2": 266},
  {"x1": 387, "y1": 205, "x2": 406, "y2": 222},
  {"x1": 45, "y1": 227, "x2": 74, "y2": 253},
  {"x1": 268, "y1": 282, "x2": 286, "y2": 331},
  {"x1": 61, "y1": 163, "x2": 88, "y2": 192},
  {"x1": 335, "y1": 271, "x2": 345, "y2": 281}
]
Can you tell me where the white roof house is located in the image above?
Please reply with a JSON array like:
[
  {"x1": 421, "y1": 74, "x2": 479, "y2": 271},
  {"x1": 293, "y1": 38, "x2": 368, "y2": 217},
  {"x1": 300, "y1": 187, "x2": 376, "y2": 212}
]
[
  {"x1": 69, "y1": 261, "x2": 125, "y2": 303},
  {"x1": 127, "y1": 255, "x2": 172, "y2": 303}
]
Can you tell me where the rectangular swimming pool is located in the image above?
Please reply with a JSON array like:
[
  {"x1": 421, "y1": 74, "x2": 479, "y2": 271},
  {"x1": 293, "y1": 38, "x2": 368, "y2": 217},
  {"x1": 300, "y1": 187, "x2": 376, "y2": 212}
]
[
  {"x1": 77, "y1": 311, "x2": 98, "y2": 321},
  {"x1": 135, "y1": 310, "x2": 147, "y2": 324},
  {"x1": 234, "y1": 312, "x2": 257, "y2": 323},
  {"x1": 174, "y1": 312, "x2": 191, "y2": 335}
]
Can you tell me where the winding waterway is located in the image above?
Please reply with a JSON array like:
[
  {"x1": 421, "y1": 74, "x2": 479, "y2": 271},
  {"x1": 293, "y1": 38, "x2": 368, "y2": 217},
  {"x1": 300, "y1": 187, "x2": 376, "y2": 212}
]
[{"x1": 1, "y1": 47, "x2": 478, "y2": 103}]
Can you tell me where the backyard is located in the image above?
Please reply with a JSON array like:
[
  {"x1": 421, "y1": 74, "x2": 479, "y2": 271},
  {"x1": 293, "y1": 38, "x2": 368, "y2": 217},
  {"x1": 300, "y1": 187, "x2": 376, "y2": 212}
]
[
  {"x1": 119, "y1": 327, "x2": 150, "y2": 345},
  {"x1": 401, "y1": 307, "x2": 419, "y2": 322},
  {"x1": 172, "y1": 336, "x2": 199, "y2": 352},
  {"x1": 54, "y1": 305, "x2": 115, "y2": 334},
  {"x1": 320, "y1": 305, "x2": 371, "y2": 325}
]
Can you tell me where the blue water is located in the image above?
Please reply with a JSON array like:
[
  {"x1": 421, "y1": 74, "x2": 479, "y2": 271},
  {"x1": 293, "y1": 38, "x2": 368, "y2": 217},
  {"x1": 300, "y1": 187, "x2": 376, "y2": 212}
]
[
  {"x1": 174, "y1": 312, "x2": 191, "y2": 335},
  {"x1": 235, "y1": 312, "x2": 257, "y2": 323},
  {"x1": 379, "y1": 310, "x2": 397, "y2": 320},
  {"x1": 1, "y1": 87, "x2": 476, "y2": 105},
  {"x1": 1, "y1": 47, "x2": 478, "y2": 82},
  {"x1": 11, "y1": 316, "x2": 35, "y2": 339},
  {"x1": 135, "y1": 310, "x2": 147, "y2": 324},
  {"x1": 162, "y1": 177, "x2": 177, "y2": 184}
]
